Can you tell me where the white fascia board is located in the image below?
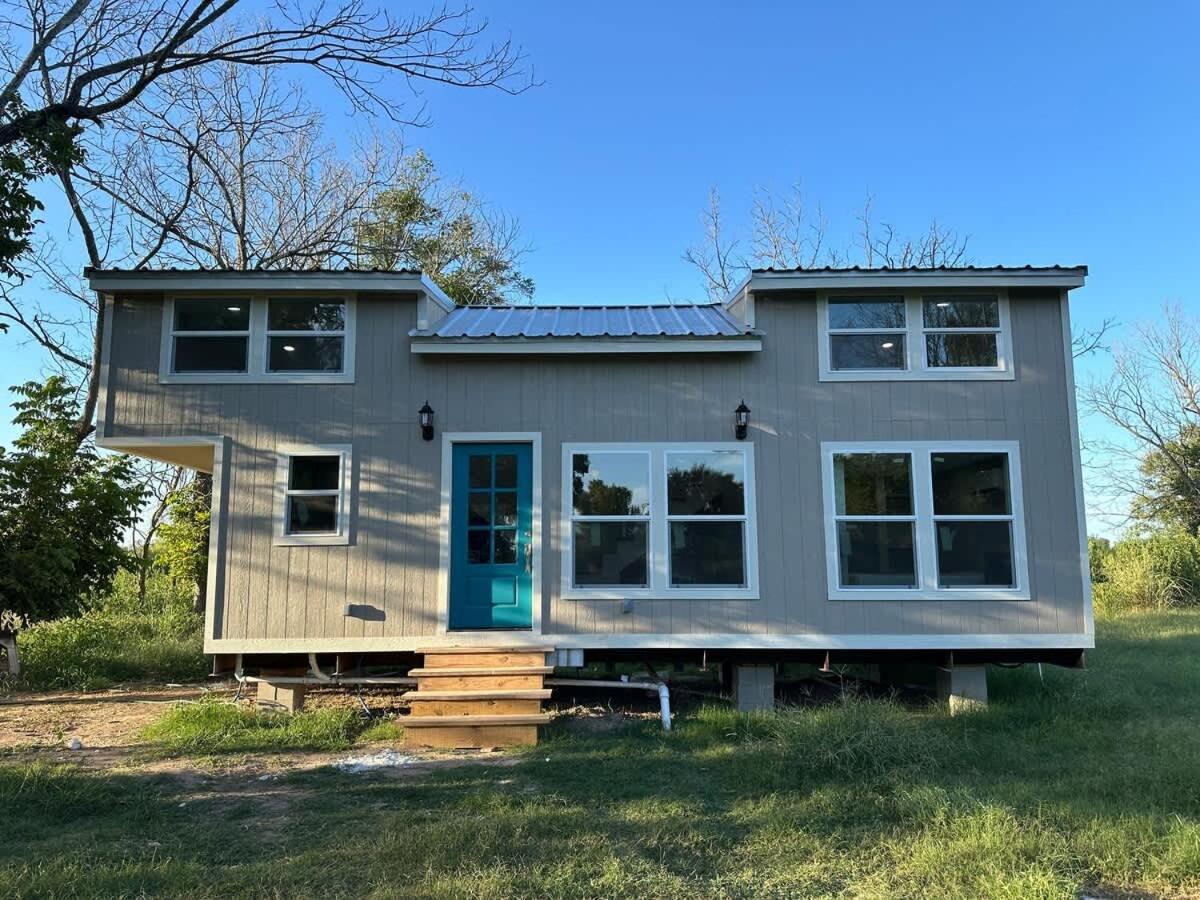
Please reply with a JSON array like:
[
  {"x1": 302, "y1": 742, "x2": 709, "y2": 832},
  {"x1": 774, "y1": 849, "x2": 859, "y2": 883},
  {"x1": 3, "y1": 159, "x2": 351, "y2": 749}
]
[
  {"x1": 748, "y1": 270, "x2": 1087, "y2": 291},
  {"x1": 409, "y1": 338, "x2": 763, "y2": 355},
  {"x1": 204, "y1": 631, "x2": 1095, "y2": 654},
  {"x1": 86, "y1": 271, "x2": 434, "y2": 295}
]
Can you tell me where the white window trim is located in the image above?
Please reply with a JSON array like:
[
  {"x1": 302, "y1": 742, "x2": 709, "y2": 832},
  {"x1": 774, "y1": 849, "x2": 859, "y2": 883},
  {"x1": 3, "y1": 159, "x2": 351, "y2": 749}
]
[
  {"x1": 561, "y1": 442, "x2": 760, "y2": 601},
  {"x1": 820, "y1": 440, "x2": 1030, "y2": 601},
  {"x1": 274, "y1": 444, "x2": 352, "y2": 546},
  {"x1": 817, "y1": 290, "x2": 1013, "y2": 381},
  {"x1": 160, "y1": 292, "x2": 356, "y2": 384}
]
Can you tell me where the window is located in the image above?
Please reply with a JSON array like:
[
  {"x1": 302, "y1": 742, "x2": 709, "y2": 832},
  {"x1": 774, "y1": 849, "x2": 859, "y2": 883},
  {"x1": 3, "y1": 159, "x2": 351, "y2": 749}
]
[
  {"x1": 563, "y1": 443, "x2": 759, "y2": 599},
  {"x1": 666, "y1": 450, "x2": 749, "y2": 586},
  {"x1": 821, "y1": 442, "x2": 1028, "y2": 600},
  {"x1": 267, "y1": 298, "x2": 346, "y2": 373},
  {"x1": 170, "y1": 299, "x2": 250, "y2": 373},
  {"x1": 161, "y1": 295, "x2": 354, "y2": 382},
  {"x1": 922, "y1": 295, "x2": 1001, "y2": 368},
  {"x1": 818, "y1": 292, "x2": 1011, "y2": 381},
  {"x1": 827, "y1": 296, "x2": 907, "y2": 371},
  {"x1": 276, "y1": 446, "x2": 351, "y2": 545}
]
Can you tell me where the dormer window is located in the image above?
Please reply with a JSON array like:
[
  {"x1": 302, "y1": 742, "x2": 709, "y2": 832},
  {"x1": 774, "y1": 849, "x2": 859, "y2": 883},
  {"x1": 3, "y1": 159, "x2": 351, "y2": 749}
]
[
  {"x1": 161, "y1": 295, "x2": 355, "y2": 383},
  {"x1": 818, "y1": 291, "x2": 1012, "y2": 381}
]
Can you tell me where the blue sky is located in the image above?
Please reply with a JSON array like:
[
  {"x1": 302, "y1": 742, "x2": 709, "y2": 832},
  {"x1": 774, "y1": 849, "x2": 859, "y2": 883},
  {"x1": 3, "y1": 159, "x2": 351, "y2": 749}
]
[{"x1": 2, "y1": 0, "x2": 1198, "y2": 531}]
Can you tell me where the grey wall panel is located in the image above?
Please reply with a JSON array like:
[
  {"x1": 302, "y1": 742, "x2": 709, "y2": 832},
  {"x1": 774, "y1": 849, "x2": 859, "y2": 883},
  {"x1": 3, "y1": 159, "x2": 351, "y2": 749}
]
[{"x1": 103, "y1": 290, "x2": 1089, "y2": 644}]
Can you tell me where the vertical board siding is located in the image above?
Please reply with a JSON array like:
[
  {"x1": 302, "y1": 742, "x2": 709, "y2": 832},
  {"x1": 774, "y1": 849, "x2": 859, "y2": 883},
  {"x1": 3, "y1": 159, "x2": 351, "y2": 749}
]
[{"x1": 104, "y1": 291, "x2": 1088, "y2": 645}]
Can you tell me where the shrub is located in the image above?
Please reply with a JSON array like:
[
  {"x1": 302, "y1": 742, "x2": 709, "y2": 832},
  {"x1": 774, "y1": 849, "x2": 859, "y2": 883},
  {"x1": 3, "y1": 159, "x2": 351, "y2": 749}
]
[
  {"x1": 13, "y1": 570, "x2": 206, "y2": 691},
  {"x1": 1092, "y1": 529, "x2": 1200, "y2": 616}
]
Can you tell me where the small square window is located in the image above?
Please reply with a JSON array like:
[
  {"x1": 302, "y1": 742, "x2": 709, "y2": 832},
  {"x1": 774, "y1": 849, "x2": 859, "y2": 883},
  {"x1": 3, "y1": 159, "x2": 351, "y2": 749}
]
[{"x1": 278, "y1": 449, "x2": 349, "y2": 544}]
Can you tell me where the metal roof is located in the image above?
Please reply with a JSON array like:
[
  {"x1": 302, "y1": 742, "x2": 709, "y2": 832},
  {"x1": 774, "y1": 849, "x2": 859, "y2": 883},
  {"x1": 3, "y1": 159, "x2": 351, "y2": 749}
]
[
  {"x1": 748, "y1": 264, "x2": 1088, "y2": 275},
  {"x1": 412, "y1": 304, "x2": 752, "y2": 339}
]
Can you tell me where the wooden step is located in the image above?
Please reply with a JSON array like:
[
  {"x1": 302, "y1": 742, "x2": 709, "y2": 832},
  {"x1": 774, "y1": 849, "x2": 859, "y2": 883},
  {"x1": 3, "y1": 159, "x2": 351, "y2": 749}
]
[
  {"x1": 422, "y1": 650, "x2": 549, "y2": 669},
  {"x1": 404, "y1": 724, "x2": 540, "y2": 749},
  {"x1": 415, "y1": 646, "x2": 555, "y2": 655},
  {"x1": 401, "y1": 689, "x2": 552, "y2": 701},
  {"x1": 410, "y1": 666, "x2": 552, "y2": 692},
  {"x1": 408, "y1": 666, "x2": 554, "y2": 677},
  {"x1": 403, "y1": 714, "x2": 551, "y2": 727},
  {"x1": 409, "y1": 698, "x2": 544, "y2": 716}
]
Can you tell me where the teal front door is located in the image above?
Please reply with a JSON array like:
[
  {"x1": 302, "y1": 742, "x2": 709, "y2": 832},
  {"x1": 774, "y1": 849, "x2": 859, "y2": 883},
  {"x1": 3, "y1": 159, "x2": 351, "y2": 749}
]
[{"x1": 449, "y1": 443, "x2": 534, "y2": 630}]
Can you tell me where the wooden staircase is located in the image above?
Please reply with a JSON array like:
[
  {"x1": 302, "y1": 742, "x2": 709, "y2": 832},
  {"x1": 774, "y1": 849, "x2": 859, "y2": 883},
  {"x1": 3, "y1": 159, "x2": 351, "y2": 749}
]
[{"x1": 402, "y1": 647, "x2": 554, "y2": 749}]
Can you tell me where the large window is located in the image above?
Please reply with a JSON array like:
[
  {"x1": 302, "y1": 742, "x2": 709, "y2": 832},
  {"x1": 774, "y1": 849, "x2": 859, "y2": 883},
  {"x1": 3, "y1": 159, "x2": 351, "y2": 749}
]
[
  {"x1": 267, "y1": 298, "x2": 347, "y2": 373},
  {"x1": 818, "y1": 292, "x2": 1011, "y2": 381},
  {"x1": 563, "y1": 443, "x2": 759, "y2": 600},
  {"x1": 275, "y1": 445, "x2": 351, "y2": 545},
  {"x1": 822, "y1": 442, "x2": 1028, "y2": 600},
  {"x1": 162, "y1": 296, "x2": 354, "y2": 382},
  {"x1": 170, "y1": 299, "x2": 251, "y2": 373}
]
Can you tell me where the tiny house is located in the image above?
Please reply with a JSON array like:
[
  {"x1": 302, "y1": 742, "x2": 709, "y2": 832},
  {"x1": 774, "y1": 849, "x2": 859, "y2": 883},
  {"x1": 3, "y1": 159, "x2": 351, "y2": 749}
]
[{"x1": 90, "y1": 265, "x2": 1092, "y2": 741}]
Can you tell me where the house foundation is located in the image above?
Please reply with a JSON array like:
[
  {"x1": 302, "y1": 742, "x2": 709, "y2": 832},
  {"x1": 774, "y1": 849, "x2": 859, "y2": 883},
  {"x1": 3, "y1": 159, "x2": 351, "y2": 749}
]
[
  {"x1": 732, "y1": 664, "x2": 775, "y2": 712},
  {"x1": 936, "y1": 665, "x2": 988, "y2": 714},
  {"x1": 256, "y1": 679, "x2": 308, "y2": 714}
]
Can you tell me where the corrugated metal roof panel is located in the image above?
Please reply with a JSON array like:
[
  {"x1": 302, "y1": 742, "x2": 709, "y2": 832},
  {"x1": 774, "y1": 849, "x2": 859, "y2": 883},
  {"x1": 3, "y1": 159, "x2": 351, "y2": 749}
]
[{"x1": 414, "y1": 304, "x2": 751, "y2": 340}]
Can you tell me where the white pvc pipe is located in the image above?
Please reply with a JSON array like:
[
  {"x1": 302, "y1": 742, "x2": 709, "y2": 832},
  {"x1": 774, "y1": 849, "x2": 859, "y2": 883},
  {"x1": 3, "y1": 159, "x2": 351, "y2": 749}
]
[{"x1": 544, "y1": 677, "x2": 672, "y2": 732}]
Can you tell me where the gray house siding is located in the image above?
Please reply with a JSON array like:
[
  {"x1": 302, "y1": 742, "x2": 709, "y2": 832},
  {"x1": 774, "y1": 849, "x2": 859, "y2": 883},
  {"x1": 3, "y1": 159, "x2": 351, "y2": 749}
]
[{"x1": 101, "y1": 289, "x2": 1088, "y2": 649}]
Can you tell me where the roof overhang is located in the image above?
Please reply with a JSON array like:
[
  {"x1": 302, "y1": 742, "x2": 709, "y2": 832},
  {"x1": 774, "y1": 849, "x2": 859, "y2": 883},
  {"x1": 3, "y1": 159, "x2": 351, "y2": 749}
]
[
  {"x1": 84, "y1": 268, "x2": 456, "y2": 312},
  {"x1": 409, "y1": 337, "x2": 763, "y2": 355},
  {"x1": 726, "y1": 266, "x2": 1088, "y2": 305}
]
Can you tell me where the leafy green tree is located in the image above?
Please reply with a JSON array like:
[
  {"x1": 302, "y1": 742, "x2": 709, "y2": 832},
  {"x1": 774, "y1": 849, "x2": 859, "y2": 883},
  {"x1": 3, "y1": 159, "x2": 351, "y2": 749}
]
[
  {"x1": 1130, "y1": 425, "x2": 1200, "y2": 533},
  {"x1": 0, "y1": 377, "x2": 145, "y2": 621},
  {"x1": 357, "y1": 150, "x2": 534, "y2": 305},
  {"x1": 156, "y1": 473, "x2": 212, "y2": 612},
  {"x1": 0, "y1": 99, "x2": 81, "y2": 277}
]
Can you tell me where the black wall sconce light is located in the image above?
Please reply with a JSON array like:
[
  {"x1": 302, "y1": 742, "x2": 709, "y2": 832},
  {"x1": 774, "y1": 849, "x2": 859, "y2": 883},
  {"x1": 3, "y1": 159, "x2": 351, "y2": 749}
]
[
  {"x1": 734, "y1": 400, "x2": 751, "y2": 440},
  {"x1": 418, "y1": 401, "x2": 435, "y2": 441}
]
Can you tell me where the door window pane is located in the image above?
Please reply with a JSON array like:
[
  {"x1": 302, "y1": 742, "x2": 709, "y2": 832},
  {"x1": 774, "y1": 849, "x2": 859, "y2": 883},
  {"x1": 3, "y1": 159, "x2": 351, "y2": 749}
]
[
  {"x1": 173, "y1": 336, "x2": 248, "y2": 373},
  {"x1": 830, "y1": 333, "x2": 905, "y2": 370},
  {"x1": 468, "y1": 491, "x2": 491, "y2": 526},
  {"x1": 925, "y1": 333, "x2": 998, "y2": 368},
  {"x1": 469, "y1": 455, "x2": 491, "y2": 488},
  {"x1": 833, "y1": 453, "x2": 912, "y2": 516},
  {"x1": 467, "y1": 529, "x2": 490, "y2": 564},
  {"x1": 932, "y1": 453, "x2": 1010, "y2": 515},
  {"x1": 669, "y1": 521, "x2": 745, "y2": 586},
  {"x1": 495, "y1": 454, "x2": 517, "y2": 488},
  {"x1": 493, "y1": 529, "x2": 517, "y2": 564},
  {"x1": 268, "y1": 336, "x2": 344, "y2": 372},
  {"x1": 494, "y1": 491, "x2": 517, "y2": 526},
  {"x1": 828, "y1": 297, "x2": 905, "y2": 329},
  {"x1": 936, "y1": 521, "x2": 1014, "y2": 587},
  {"x1": 836, "y1": 521, "x2": 917, "y2": 587},
  {"x1": 174, "y1": 300, "x2": 249, "y2": 331},
  {"x1": 923, "y1": 297, "x2": 999, "y2": 328},
  {"x1": 572, "y1": 453, "x2": 650, "y2": 516},
  {"x1": 666, "y1": 451, "x2": 745, "y2": 515},
  {"x1": 268, "y1": 299, "x2": 345, "y2": 331},
  {"x1": 287, "y1": 495, "x2": 337, "y2": 534},
  {"x1": 573, "y1": 522, "x2": 648, "y2": 586},
  {"x1": 289, "y1": 456, "x2": 340, "y2": 491}
]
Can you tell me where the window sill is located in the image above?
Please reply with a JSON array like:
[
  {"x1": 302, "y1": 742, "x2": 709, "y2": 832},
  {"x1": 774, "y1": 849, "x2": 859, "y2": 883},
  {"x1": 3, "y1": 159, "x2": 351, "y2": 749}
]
[
  {"x1": 274, "y1": 533, "x2": 351, "y2": 547},
  {"x1": 161, "y1": 372, "x2": 355, "y2": 385},
  {"x1": 830, "y1": 588, "x2": 1030, "y2": 601},
  {"x1": 818, "y1": 368, "x2": 1013, "y2": 382},
  {"x1": 562, "y1": 589, "x2": 760, "y2": 601}
]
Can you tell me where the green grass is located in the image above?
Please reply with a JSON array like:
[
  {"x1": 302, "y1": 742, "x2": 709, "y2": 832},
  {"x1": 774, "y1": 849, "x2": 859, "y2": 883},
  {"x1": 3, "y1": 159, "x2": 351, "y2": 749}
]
[
  {"x1": 139, "y1": 699, "x2": 380, "y2": 756},
  {"x1": 2, "y1": 611, "x2": 1200, "y2": 898},
  {"x1": 6, "y1": 571, "x2": 207, "y2": 692}
]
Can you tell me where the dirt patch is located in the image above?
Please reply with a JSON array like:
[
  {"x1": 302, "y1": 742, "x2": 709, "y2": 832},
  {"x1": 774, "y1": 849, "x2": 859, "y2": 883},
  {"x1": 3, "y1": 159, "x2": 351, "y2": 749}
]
[{"x1": 0, "y1": 683, "x2": 233, "y2": 752}]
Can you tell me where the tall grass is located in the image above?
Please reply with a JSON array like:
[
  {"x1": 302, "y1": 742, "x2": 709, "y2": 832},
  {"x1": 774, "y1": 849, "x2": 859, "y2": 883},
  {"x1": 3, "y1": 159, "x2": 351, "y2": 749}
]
[
  {"x1": 8, "y1": 570, "x2": 207, "y2": 691},
  {"x1": 141, "y1": 698, "x2": 368, "y2": 756},
  {"x1": 1091, "y1": 528, "x2": 1200, "y2": 616}
]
